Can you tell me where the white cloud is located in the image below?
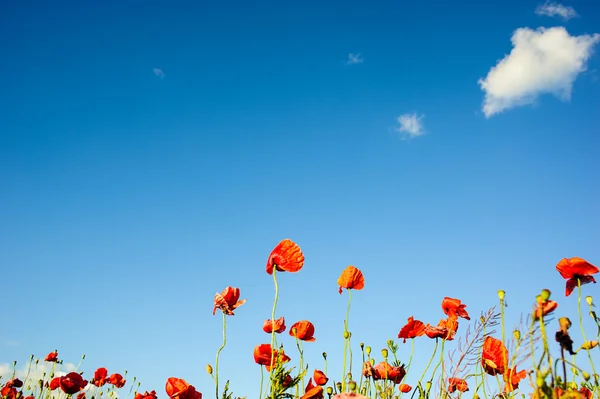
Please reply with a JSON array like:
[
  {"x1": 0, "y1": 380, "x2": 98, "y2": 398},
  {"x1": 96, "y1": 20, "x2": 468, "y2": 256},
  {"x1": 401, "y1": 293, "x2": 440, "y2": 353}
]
[
  {"x1": 535, "y1": 2, "x2": 578, "y2": 20},
  {"x1": 478, "y1": 27, "x2": 599, "y2": 117},
  {"x1": 153, "y1": 68, "x2": 165, "y2": 79},
  {"x1": 1, "y1": 361, "x2": 77, "y2": 385},
  {"x1": 396, "y1": 113, "x2": 425, "y2": 138},
  {"x1": 346, "y1": 53, "x2": 364, "y2": 65}
]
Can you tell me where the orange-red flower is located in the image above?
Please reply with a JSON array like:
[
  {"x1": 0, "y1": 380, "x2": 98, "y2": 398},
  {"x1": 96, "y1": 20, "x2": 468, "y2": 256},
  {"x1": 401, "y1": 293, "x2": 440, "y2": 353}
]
[
  {"x1": 45, "y1": 350, "x2": 58, "y2": 362},
  {"x1": 165, "y1": 377, "x2": 202, "y2": 399},
  {"x1": 301, "y1": 384, "x2": 324, "y2": 399},
  {"x1": 108, "y1": 373, "x2": 126, "y2": 388},
  {"x1": 556, "y1": 257, "x2": 599, "y2": 296},
  {"x1": 135, "y1": 391, "x2": 158, "y2": 399},
  {"x1": 313, "y1": 369, "x2": 328, "y2": 386},
  {"x1": 266, "y1": 239, "x2": 305, "y2": 275},
  {"x1": 399, "y1": 384, "x2": 412, "y2": 393},
  {"x1": 290, "y1": 320, "x2": 316, "y2": 342},
  {"x1": 441, "y1": 297, "x2": 470, "y2": 320},
  {"x1": 534, "y1": 299, "x2": 558, "y2": 319},
  {"x1": 424, "y1": 317, "x2": 458, "y2": 341},
  {"x1": 481, "y1": 336, "x2": 508, "y2": 376},
  {"x1": 213, "y1": 286, "x2": 246, "y2": 316},
  {"x1": 337, "y1": 266, "x2": 365, "y2": 294},
  {"x1": 372, "y1": 361, "x2": 406, "y2": 384},
  {"x1": 398, "y1": 316, "x2": 426, "y2": 342},
  {"x1": 263, "y1": 317, "x2": 286, "y2": 334},
  {"x1": 59, "y1": 372, "x2": 88, "y2": 394},
  {"x1": 503, "y1": 367, "x2": 527, "y2": 392},
  {"x1": 91, "y1": 367, "x2": 108, "y2": 387},
  {"x1": 447, "y1": 378, "x2": 468, "y2": 393},
  {"x1": 49, "y1": 377, "x2": 60, "y2": 390},
  {"x1": 253, "y1": 344, "x2": 291, "y2": 371}
]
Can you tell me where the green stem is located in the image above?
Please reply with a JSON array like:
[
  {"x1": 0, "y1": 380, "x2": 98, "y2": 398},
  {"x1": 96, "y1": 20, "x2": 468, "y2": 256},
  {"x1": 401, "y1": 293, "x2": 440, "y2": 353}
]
[
  {"x1": 269, "y1": 267, "x2": 279, "y2": 396},
  {"x1": 342, "y1": 289, "x2": 353, "y2": 392},
  {"x1": 215, "y1": 312, "x2": 227, "y2": 399},
  {"x1": 259, "y1": 365, "x2": 264, "y2": 399},
  {"x1": 418, "y1": 338, "x2": 439, "y2": 390},
  {"x1": 577, "y1": 283, "x2": 598, "y2": 378}
]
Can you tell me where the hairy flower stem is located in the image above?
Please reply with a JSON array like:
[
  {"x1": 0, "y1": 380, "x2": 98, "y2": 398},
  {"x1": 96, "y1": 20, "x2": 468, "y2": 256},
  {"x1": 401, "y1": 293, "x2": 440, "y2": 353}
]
[
  {"x1": 259, "y1": 365, "x2": 264, "y2": 399},
  {"x1": 577, "y1": 283, "x2": 598, "y2": 377},
  {"x1": 296, "y1": 337, "x2": 306, "y2": 390},
  {"x1": 215, "y1": 312, "x2": 227, "y2": 399},
  {"x1": 269, "y1": 267, "x2": 279, "y2": 397},
  {"x1": 417, "y1": 338, "x2": 439, "y2": 393},
  {"x1": 342, "y1": 289, "x2": 353, "y2": 392}
]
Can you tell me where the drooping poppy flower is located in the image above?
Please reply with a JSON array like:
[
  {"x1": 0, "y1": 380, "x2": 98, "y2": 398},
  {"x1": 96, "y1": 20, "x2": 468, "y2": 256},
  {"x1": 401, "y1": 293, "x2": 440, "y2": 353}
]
[
  {"x1": 4, "y1": 379, "x2": 23, "y2": 389},
  {"x1": 398, "y1": 316, "x2": 426, "y2": 343},
  {"x1": 503, "y1": 367, "x2": 527, "y2": 392},
  {"x1": 447, "y1": 377, "x2": 468, "y2": 393},
  {"x1": 266, "y1": 239, "x2": 305, "y2": 275},
  {"x1": 441, "y1": 297, "x2": 470, "y2": 320},
  {"x1": 263, "y1": 317, "x2": 286, "y2": 334},
  {"x1": 212, "y1": 286, "x2": 246, "y2": 316},
  {"x1": 399, "y1": 384, "x2": 412, "y2": 393},
  {"x1": 59, "y1": 372, "x2": 88, "y2": 394},
  {"x1": 108, "y1": 373, "x2": 126, "y2": 388},
  {"x1": 49, "y1": 377, "x2": 60, "y2": 390},
  {"x1": 290, "y1": 320, "x2": 316, "y2": 342},
  {"x1": 337, "y1": 266, "x2": 365, "y2": 294},
  {"x1": 165, "y1": 377, "x2": 202, "y2": 399},
  {"x1": 135, "y1": 391, "x2": 158, "y2": 399},
  {"x1": 362, "y1": 361, "x2": 375, "y2": 379},
  {"x1": 45, "y1": 350, "x2": 59, "y2": 362},
  {"x1": 534, "y1": 299, "x2": 558, "y2": 319},
  {"x1": 92, "y1": 367, "x2": 108, "y2": 387},
  {"x1": 424, "y1": 317, "x2": 458, "y2": 341},
  {"x1": 556, "y1": 257, "x2": 599, "y2": 296},
  {"x1": 301, "y1": 385, "x2": 324, "y2": 399},
  {"x1": 481, "y1": 336, "x2": 508, "y2": 376},
  {"x1": 253, "y1": 344, "x2": 291, "y2": 371},
  {"x1": 372, "y1": 361, "x2": 406, "y2": 384},
  {"x1": 313, "y1": 369, "x2": 328, "y2": 386}
]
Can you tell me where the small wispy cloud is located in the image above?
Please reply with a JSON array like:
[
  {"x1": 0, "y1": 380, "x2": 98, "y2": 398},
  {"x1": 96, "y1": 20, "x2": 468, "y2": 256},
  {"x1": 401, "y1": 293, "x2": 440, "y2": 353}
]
[
  {"x1": 153, "y1": 68, "x2": 165, "y2": 79},
  {"x1": 478, "y1": 27, "x2": 599, "y2": 117},
  {"x1": 346, "y1": 53, "x2": 364, "y2": 65},
  {"x1": 396, "y1": 113, "x2": 425, "y2": 138},
  {"x1": 3, "y1": 340, "x2": 20, "y2": 347},
  {"x1": 535, "y1": 1, "x2": 578, "y2": 20}
]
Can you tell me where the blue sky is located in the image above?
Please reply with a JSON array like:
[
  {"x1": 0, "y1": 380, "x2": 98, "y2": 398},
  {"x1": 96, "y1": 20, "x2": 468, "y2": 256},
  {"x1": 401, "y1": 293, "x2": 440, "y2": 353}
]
[{"x1": 1, "y1": 0, "x2": 599, "y2": 397}]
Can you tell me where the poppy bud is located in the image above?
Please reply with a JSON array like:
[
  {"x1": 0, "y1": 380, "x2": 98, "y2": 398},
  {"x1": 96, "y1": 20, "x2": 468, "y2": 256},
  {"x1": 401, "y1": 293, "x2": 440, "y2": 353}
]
[
  {"x1": 347, "y1": 372, "x2": 352, "y2": 380},
  {"x1": 326, "y1": 387, "x2": 333, "y2": 396},
  {"x1": 540, "y1": 289, "x2": 551, "y2": 301},
  {"x1": 370, "y1": 359, "x2": 375, "y2": 365},
  {"x1": 425, "y1": 381, "x2": 432, "y2": 392},
  {"x1": 360, "y1": 342, "x2": 364, "y2": 349},
  {"x1": 590, "y1": 311, "x2": 597, "y2": 320},
  {"x1": 336, "y1": 382, "x2": 342, "y2": 392},
  {"x1": 497, "y1": 290, "x2": 505, "y2": 300},
  {"x1": 387, "y1": 339, "x2": 394, "y2": 346},
  {"x1": 567, "y1": 382, "x2": 577, "y2": 390},
  {"x1": 381, "y1": 349, "x2": 388, "y2": 359},
  {"x1": 206, "y1": 364, "x2": 213, "y2": 374},
  {"x1": 348, "y1": 381, "x2": 356, "y2": 391},
  {"x1": 586, "y1": 296, "x2": 594, "y2": 306},
  {"x1": 323, "y1": 352, "x2": 327, "y2": 359},
  {"x1": 559, "y1": 317, "x2": 572, "y2": 332},
  {"x1": 344, "y1": 331, "x2": 350, "y2": 339},
  {"x1": 583, "y1": 372, "x2": 591, "y2": 381},
  {"x1": 513, "y1": 330, "x2": 521, "y2": 342},
  {"x1": 473, "y1": 394, "x2": 480, "y2": 399},
  {"x1": 365, "y1": 346, "x2": 371, "y2": 355},
  {"x1": 580, "y1": 341, "x2": 598, "y2": 350}
]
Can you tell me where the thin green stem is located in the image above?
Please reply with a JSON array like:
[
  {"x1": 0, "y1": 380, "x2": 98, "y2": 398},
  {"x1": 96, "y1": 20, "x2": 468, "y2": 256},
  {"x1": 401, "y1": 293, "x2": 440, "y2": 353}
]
[
  {"x1": 259, "y1": 365, "x2": 264, "y2": 399},
  {"x1": 341, "y1": 289, "x2": 353, "y2": 392},
  {"x1": 269, "y1": 267, "x2": 279, "y2": 396},
  {"x1": 577, "y1": 283, "x2": 598, "y2": 377},
  {"x1": 418, "y1": 338, "x2": 439, "y2": 389},
  {"x1": 215, "y1": 312, "x2": 227, "y2": 399}
]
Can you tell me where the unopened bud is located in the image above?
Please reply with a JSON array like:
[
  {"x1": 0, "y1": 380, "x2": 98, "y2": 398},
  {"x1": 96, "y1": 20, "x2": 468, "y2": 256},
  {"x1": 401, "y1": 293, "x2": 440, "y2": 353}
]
[
  {"x1": 206, "y1": 364, "x2": 213, "y2": 374},
  {"x1": 586, "y1": 296, "x2": 594, "y2": 306},
  {"x1": 567, "y1": 382, "x2": 577, "y2": 390},
  {"x1": 536, "y1": 375, "x2": 544, "y2": 388},
  {"x1": 497, "y1": 290, "x2": 505, "y2": 301},
  {"x1": 381, "y1": 349, "x2": 388, "y2": 359},
  {"x1": 348, "y1": 381, "x2": 357, "y2": 391},
  {"x1": 344, "y1": 331, "x2": 350, "y2": 339},
  {"x1": 360, "y1": 342, "x2": 364, "y2": 349},
  {"x1": 559, "y1": 317, "x2": 572, "y2": 332},
  {"x1": 513, "y1": 330, "x2": 521, "y2": 341},
  {"x1": 540, "y1": 289, "x2": 551, "y2": 301},
  {"x1": 370, "y1": 358, "x2": 375, "y2": 365},
  {"x1": 583, "y1": 372, "x2": 591, "y2": 381},
  {"x1": 323, "y1": 352, "x2": 327, "y2": 359},
  {"x1": 425, "y1": 381, "x2": 432, "y2": 392},
  {"x1": 580, "y1": 341, "x2": 598, "y2": 350},
  {"x1": 365, "y1": 346, "x2": 371, "y2": 355},
  {"x1": 326, "y1": 387, "x2": 333, "y2": 396},
  {"x1": 347, "y1": 372, "x2": 352, "y2": 380},
  {"x1": 387, "y1": 339, "x2": 394, "y2": 346},
  {"x1": 336, "y1": 382, "x2": 342, "y2": 392}
]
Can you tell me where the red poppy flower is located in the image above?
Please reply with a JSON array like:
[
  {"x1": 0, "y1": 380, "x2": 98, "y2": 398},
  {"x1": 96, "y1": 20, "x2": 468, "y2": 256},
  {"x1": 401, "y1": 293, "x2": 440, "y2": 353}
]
[
  {"x1": 290, "y1": 320, "x2": 316, "y2": 342},
  {"x1": 59, "y1": 372, "x2": 88, "y2": 394},
  {"x1": 399, "y1": 384, "x2": 412, "y2": 393},
  {"x1": 135, "y1": 391, "x2": 158, "y2": 399},
  {"x1": 45, "y1": 350, "x2": 59, "y2": 362},
  {"x1": 398, "y1": 316, "x2": 426, "y2": 342},
  {"x1": 441, "y1": 297, "x2": 470, "y2": 320},
  {"x1": 301, "y1": 386, "x2": 324, "y2": 399},
  {"x1": 556, "y1": 257, "x2": 599, "y2": 296},
  {"x1": 447, "y1": 378, "x2": 468, "y2": 393},
  {"x1": 213, "y1": 286, "x2": 246, "y2": 316},
  {"x1": 534, "y1": 299, "x2": 558, "y2": 319},
  {"x1": 424, "y1": 317, "x2": 458, "y2": 341},
  {"x1": 49, "y1": 377, "x2": 60, "y2": 390},
  {"x1": 1, "y1": 387, "x2": 17, "y2": 399},
  {"x1": 579, "y1": 387, "x2": 593, "y2": 399},
  {"x1": 337, "y1": 266, "x2": 365, "y2": 294},
  {"x1": 263, "y1": 317, "x2": 286, "y2": 334},
  {"x1": 3, "y1": 379, "x2": 23, "y2": 389},
  {"x1": 313, "y1": 369, "x2": 328, "y2": 386},
  {"x1": 372, "y1": 362, "x2": 406, "y2": 384},
  {"x1": 481, "y1": 336, "x2": 508, "y2": 376},
  {"x1": 503, "y1": 367, "x2": 527, "y2": 392},
  {"x1": 166, "y1": 378, "x2": 202, "y2": 399},
  {"x1": 266, "y1": 239, "x2": 305, "y2": 275},
  {"x1": 92, "y1": 367, "x2": 108, "y2": 387},
  {"x1": 108, "y1": 373, "x2": 126, "y2": 388},
  {"x1": 253, "y1": 344, "x2": 291, "y2": 371},
  {"x1": 77, "y1": 392, "x2": 86, "y2": 399}
]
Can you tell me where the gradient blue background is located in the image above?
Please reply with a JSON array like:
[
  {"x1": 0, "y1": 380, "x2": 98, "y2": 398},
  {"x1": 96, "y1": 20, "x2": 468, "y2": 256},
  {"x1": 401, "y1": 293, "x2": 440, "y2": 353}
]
[{"x1": 1, "y1": 0, "x2": 599, "y2": 396}]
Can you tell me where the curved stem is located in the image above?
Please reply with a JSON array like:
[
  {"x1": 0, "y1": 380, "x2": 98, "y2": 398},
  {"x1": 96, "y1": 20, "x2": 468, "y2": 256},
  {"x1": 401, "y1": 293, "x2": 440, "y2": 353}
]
[
  {"x1": 215, "y1": 312, "x2": 227, "y2": 399},
  {"x1": 269, "y1": 268, "x2": 279, "y2": 397},
  {"x1": 577, "y1": 283, "x2": 598, "y2": 378}
]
